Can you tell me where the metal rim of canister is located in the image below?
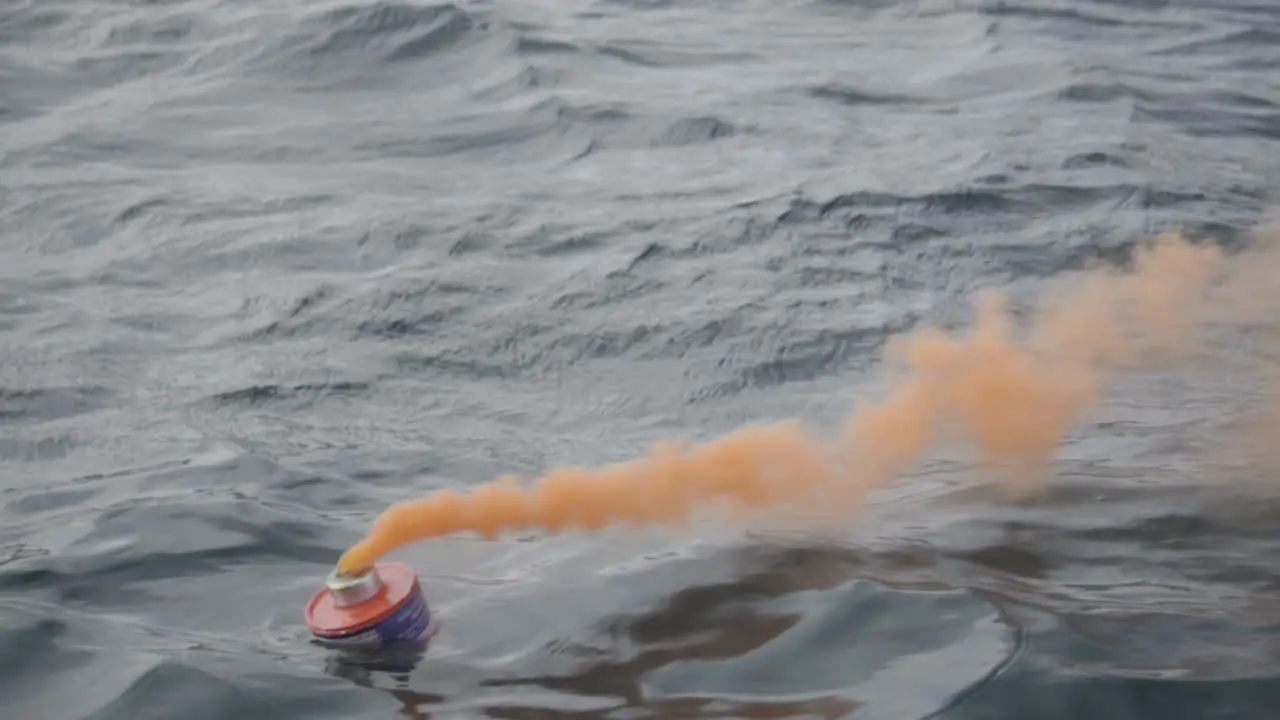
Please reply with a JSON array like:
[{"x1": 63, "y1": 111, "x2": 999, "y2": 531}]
[{"x1": 324, "y1": 566, "x2": 385, "y2": 607}]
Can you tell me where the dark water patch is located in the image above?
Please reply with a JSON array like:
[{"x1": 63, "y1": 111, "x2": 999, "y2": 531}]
[
  {"x1": 670, "y1": 217, "x2": 777, "y2": 259},
  {"x1": 262, "y1": 285, "x2": 336, "y2": 328},
  {"x1": 437, "y1": 544, "x2": 1007, "y2": 719},
  {"x1": 656, "y1": 317, "x2": 749, "y2": 359},
  {"x1": 354, "y1": 309, "x2": 460, "y2": 340},
  {"x1": 0, "y1": 65, "x2": 76, "y2": 123},
  {"x1": 559, "y1": 101, "x2": 632, "y2": 125},
  {"x1": 388, "y1": 8, "x2": 478, "y2": 64},
  {"x1": 512, "y1": 34, "x2": 582, "y2": 57},
  {"x1": 72, "y1": 50, "x2": 186, "y2": 84},
  {"x1": 248, "y1": 1, "x2": 489, "y2": 89},
  {"x1": 775, "y1": 191, "x2": 902, "y2": 225},
  {"x1": 1077, "y1": 512, "x2": 1221, "y2": 546},
  {"x1": 0, "y1": 498, "x2": 339, "y2": 600},
  {"x1": 1201, "y1": 88, "x2": 1280, "y2": 111},
  {"x1": 1112, "y1": 187, "x2": 1266, "y2": 242},
  {"x1": 652, "y1": 116, "x2": 737, "y2": 147},
  {"x1": 784, "y1": 185, "x2": 1124, "y2": 226},
  {"x1": 360, "y1": 283, "x2": 476, "y2": 330},
  {"x1": 551, "y1": 276, "x2": 668, "y2": 312},
  {"x1": 941, "y1": 184, "x2": 1133, "y2": 216},
  {"x1": 1149, "y1": 27, "x2": 1280, "y2": 59},
  {"x1": 379, "y1": 297, "x2": 770, "y2": 374},
  {"x1": 112, "y1": 241, "x2": 321, "y2": 287},
  {"x1": 256, "y1": 469, "x2": 373, "y2": 513},
  {"x1": 499, "y1": 222, "x2": 615, "y2": 258},
  {"x1": 952, "y1": 543, "x2": 1054, "y2": 579},
  {"x1": 775, "y1": 185, "x2": 1132, "y2": 253},
  {"x1": 978, "y1": 234, "x2": 1144, "y2": 279},
  {"x1": 393, "y1": 350, "x2": 518, "y2": 380},
  {"x1": 809, "y1": 83, "x2": 925, "y2": 107},
  {"x1": 358, "y1": 223, "x2": 433, "y2": 255},
  {"x1": 448, "y1": 230, "x2": 501, "y2": 257},
  {"x1": 540, "y1": 223, "x2": 661, "y2": 263},
  {"x1": 112, "y1": 196, "x2": 171, "y2": 226},
  {"x1": 976, "y1": 1, "x2": 1171, "y2": 30},
  {"x1": 108, "y1": 310, "x2": 190, "y2": 334},
  {"x1": 17, "y1": 133, "x2": 179, "y2": 171},
  {"x1": 9, "y1": 485, "x2": 102, "y2": 516},
  {"x1": 308, "y1": 2, "x2": 477, "y2": 62},
  {"x1": 238, "y1": 314, "x2": 333, "y2": 344},
  {"x1": 624, "y1": 240, "x2": 670, "y2": 270},
  {"x1": 596, "y1": 43, "x2": 665, "y2": 68},
  {"x1": 1135, "y1": 104, "x2": 1280, "y2": 141},
  {"x1": 135, "y1": 451, "x2": 363, "y2": 520},
  {"x1": 938, "y1": 657, "x2": 1280, "y2": 719},
  {"x1": 471, "y1": 64, "x2": 564, "y2": 102},
  {"x1": 0, "y1": 617, "x2": 101, "y2": 718},
  {"x1": 352, "y1": 110, "x2": 560, "y2": 159},
  {"x1": 1118, "y1": 186, "x2": 1211, "y2": 210},
  {"x1": 770, "y1": 232, "x2": 895, "y2": 270},
  {"x1": 793, "y1": 263, "x2": 880, "y2": 288},
  {"x1": 1107, "y1": 83, "x2": 1280, "y2": 140},
  {"x1": 918, "y1": 188, "x2": 1027, "y2": 215},
  {"x1": 890, "y1": 220, "x2": 949, "y2": 244},
  {"x1": 594, "y1": 41, "x2": 753, "y2": 69},
  {"x1": 464, "y1": 94, "x2": 740, "y2": 157},
  {"x1": 690, "y1": 319, "x2": 906, "y2": 401},
  {"x1": 209, "y1": 381, "x2": 372, "y2": 409},
  {"x1": 86, "y1": 661, "x2": 377, "y2": 720},
  {"x1": 0, "y1": 434, "x2": 78, "y2": 462},
  {"x1": 546, "y1": 325, "x2": 662, "y2": 363},
  {"x1": 650, "y1": 584, "x2": 988, "y2": 699},
  {"x1": 539, "y1": 108, "x2": 741, "y2": 157},
  {"x1": 179, "y1": 194, "x2": 339, "y2": 226},
  {"x1": 0, "y1": 7, "x2": 70, "y2": 45},
  {"x1": 0, "y1": 384, "x2": 114, "y2": 425},
  {"x1": 243, "y1": 279, "x2": 492, "y2": 343},
  {"x1": 596, "y1": 0, "x2": 686, "y2": 9},
  {"x1": 103, "y1": 13, "x2": 198, "y2": 47},
  {"x1": 0, "y1": 617, "x2": 75, "y2": 676},
  {"x1": 455, "y1": 320, "x2": 654, "y2": 372},
  {"x1": 731, "y1": 324, "x2": 901, "y2": 389},
  {"x1": 369, "y1": 278, "x2": 495, "y2": 302},
  {"x1": 1059, "y1": 80, "x2": 1156, "y2": 104},
  {"x1": 1, "y1": 545, "x2": 55, "y2": 568},
  {"x1": 1063, "y1": 151, "x2": 1132, "y2": 169},
  {"x1": 809, "y1": 0, "x2": 902, "y2": 12},
  {"x1": 534, "y1": 232, "x2": 607, "y2": 257}
]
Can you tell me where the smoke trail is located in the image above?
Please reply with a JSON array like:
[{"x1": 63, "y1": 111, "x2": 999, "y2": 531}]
[{"x1": 336, "y1": 230, "x2": 1233, "y2": 575}]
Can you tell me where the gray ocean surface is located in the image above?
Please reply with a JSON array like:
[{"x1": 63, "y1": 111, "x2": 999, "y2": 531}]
[{"x1": 4, "y1": 0, "x2": 1280, "y2": 718}]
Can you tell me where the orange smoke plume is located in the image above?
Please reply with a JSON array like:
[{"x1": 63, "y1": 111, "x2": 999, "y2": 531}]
[{"x1": 336, "y1": 231, "x2": 1230, "y2": 575}]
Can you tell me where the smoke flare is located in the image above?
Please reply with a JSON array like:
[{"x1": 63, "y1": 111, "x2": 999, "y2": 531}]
[{"x1": 336, "y1": 230, "x2": 1237, "y2": 575}]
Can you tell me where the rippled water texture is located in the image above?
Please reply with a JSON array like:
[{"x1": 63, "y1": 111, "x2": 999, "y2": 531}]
[{"x1": 4, "y1": 0, "x2": 1280, "y2": 718}]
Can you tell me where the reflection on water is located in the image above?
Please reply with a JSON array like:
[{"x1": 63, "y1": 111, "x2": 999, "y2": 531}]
[
  {"x1": 315, "y1": 473, "x2": 1280, "y2": 719},
  {"x1": 323, "y1": 542, "x2": 1013, "y2": 718}
]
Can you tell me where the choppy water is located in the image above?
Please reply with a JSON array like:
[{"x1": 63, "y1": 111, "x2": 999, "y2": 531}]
[{"x1": 4, "y1": 0, "x2": 1280, "y2": 718}]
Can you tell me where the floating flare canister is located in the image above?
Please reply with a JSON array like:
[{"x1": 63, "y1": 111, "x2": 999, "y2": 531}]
[{"x1": 304, "y1": 561, "x2": 437, "y2": 647}]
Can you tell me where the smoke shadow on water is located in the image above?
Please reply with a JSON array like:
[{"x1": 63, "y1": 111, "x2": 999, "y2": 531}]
[
  {"x1": 319, "y1": 542, "x2": 1011, "y2": 719},
  {"x1": 314, "y1": 462, "x2": 1280, "y2": 719}
]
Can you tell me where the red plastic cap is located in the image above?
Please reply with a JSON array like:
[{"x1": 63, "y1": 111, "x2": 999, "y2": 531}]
[{"x1": 304, "y1": 561, "x2": 421, "y2": 637}]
